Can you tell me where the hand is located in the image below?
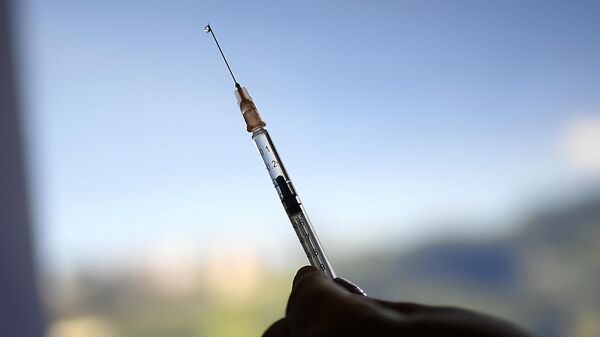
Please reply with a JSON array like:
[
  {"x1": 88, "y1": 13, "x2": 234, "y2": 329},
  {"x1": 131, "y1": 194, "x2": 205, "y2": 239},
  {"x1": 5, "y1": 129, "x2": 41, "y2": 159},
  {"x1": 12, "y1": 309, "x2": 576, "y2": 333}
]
[{"x1": 263, "y1": 266, "x2": 534, "y2": 337}]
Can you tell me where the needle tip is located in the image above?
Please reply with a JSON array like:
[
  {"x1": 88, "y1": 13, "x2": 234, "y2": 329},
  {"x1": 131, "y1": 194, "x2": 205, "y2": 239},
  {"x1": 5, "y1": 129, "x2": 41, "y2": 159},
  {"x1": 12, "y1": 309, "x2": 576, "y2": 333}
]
[{"x1": 205, "y1": 24, "x2": 239, "y2": 85}]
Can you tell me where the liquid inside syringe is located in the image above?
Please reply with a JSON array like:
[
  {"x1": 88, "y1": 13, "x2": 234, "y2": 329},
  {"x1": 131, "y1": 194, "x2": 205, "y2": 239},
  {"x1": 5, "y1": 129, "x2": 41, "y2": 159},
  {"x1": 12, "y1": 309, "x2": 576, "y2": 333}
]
[{"x1": 206, "y1": 24, "x2": 336, "y2": 278}]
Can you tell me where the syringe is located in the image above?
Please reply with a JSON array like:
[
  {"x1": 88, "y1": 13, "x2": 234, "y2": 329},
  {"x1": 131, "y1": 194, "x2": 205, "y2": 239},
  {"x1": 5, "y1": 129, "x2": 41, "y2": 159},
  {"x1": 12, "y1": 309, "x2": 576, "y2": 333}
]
[{"x1": 205, "y1": 24, "x2": 336, "y2": 279}]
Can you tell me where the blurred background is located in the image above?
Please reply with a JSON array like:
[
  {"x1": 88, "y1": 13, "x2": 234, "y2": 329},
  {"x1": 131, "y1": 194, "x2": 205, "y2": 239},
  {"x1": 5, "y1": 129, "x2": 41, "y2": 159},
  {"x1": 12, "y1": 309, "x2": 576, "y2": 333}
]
[{"x1": 5, "y1": 0, "x2": 600, "y2": 336}]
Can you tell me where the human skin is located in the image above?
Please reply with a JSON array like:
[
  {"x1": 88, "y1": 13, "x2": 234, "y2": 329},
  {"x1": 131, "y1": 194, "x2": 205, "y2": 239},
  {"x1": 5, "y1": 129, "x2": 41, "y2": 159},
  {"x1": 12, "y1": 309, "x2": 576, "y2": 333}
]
[{"x1": 262, "y1": 266, "x2": 535, "y2": 337}]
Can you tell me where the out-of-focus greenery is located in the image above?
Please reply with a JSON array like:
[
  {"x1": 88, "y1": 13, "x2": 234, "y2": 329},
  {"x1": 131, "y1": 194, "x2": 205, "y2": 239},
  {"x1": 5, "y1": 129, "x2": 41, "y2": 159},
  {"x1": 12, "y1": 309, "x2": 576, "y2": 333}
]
[
  {"x1": 45, "y1": 269, "x2": 291, "y2": 337},
  {"x1": 45, "y1": 193, "x2": 600, "y2": 337}
]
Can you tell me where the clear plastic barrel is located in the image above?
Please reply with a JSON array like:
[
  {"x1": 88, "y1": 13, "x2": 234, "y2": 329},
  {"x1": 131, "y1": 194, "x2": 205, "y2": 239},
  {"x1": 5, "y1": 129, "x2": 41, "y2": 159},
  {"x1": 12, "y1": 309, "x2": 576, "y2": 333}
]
[{"x1": 252, "y1": 128, "x2": 336, "y2": 279}]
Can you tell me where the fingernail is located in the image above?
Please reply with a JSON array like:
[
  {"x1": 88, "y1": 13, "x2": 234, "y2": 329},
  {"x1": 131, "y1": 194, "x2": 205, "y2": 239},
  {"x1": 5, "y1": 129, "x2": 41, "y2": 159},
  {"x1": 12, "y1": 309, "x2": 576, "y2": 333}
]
[{"x1": 334, "y1": 277, "x2": 368, "y2": 296}]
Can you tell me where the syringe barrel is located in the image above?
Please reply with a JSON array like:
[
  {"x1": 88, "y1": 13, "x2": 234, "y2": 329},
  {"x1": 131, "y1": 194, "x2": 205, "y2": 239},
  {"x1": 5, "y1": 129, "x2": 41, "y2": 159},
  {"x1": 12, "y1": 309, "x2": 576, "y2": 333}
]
[{"x1": 251, "y1": 127, "x2": 336, "y2": 279}]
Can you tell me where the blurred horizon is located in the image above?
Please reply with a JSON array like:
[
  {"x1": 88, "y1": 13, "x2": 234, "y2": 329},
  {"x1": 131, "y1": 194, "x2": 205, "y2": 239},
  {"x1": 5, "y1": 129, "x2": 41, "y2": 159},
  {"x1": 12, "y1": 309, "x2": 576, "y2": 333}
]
[{"x1": 42, "y1": 190, "x2": 600, "y2": 337}]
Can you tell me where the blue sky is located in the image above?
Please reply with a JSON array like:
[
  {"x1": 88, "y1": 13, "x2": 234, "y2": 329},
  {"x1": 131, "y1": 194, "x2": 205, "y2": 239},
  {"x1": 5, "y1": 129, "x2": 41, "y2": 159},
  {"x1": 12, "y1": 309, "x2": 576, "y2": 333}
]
[{"x1": 16, "y1": 0, "x2": 600, "y2": 271}]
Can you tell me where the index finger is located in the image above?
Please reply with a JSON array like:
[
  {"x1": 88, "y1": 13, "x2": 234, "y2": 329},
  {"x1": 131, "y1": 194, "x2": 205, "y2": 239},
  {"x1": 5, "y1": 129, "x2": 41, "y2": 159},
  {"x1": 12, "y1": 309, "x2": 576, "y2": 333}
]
[
  {"x1": 285, "y1": 266, "x2": 390, "y2": 337},
  {"x1": 287, "y1": 266, "x2": 331, "y2": 316},
  {"x1": 292, "y1": 265, "x2": 323, "y2": 288}
]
